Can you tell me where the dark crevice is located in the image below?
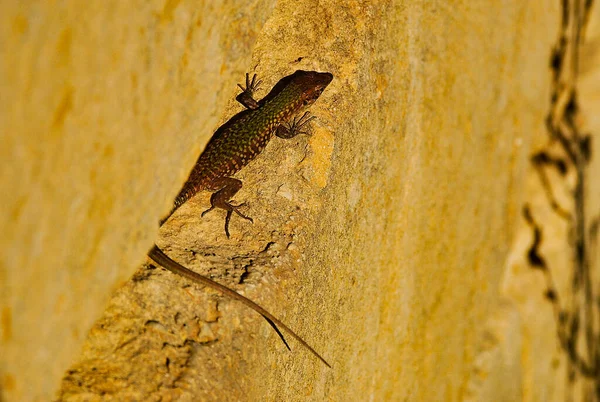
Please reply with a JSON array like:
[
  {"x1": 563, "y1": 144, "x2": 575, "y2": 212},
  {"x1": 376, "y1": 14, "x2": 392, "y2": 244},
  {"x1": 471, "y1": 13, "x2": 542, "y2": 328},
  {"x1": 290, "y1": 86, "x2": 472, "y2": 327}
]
[{"x1": 524, "y1": 0, "x2": 598, "y2": 398}]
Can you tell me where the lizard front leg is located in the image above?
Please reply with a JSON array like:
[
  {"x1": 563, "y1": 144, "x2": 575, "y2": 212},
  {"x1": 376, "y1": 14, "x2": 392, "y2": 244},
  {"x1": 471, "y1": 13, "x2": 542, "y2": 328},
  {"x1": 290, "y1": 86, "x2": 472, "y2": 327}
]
[
  {"x1": 201, "y1": 177, "x2": 253, "y2": 237},
  {"x1": 276, "y1": 111, "x2": 316, "y2": 139},
  {"x1": 236, "y1": 73, "x2": 262, "y2": 110}
]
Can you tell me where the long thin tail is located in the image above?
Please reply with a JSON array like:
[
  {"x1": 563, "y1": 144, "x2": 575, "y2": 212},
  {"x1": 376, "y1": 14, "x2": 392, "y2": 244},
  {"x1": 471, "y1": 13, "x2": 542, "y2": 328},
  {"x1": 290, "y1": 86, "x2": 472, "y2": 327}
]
[{"x1": 148, "y1": 245, "x2": 331, "y2": 368}]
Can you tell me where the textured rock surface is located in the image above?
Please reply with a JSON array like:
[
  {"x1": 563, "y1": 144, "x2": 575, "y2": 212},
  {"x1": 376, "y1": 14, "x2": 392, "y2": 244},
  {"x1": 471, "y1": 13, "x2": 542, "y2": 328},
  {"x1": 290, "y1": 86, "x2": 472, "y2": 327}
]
[
  {"x1": 0, "y1": 0, "x2": 274, "y2": 400},
  {"x1": 1, "y1": 0, "x2": 598, "y2": 401}
]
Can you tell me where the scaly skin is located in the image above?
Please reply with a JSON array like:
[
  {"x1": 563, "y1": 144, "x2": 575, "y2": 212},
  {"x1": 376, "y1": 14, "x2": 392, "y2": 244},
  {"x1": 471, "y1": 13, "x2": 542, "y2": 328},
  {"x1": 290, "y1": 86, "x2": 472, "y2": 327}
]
[
  {"x1": 163, "y1": 70, "x2": 333, "y2": 233},
  {"x1": 149, "y1": 70, "x2": 333, "y2": 367}
]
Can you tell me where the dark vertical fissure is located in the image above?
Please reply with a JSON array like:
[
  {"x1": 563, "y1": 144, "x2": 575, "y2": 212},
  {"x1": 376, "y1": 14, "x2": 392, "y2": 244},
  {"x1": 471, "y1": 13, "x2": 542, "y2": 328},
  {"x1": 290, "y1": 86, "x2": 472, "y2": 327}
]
[{"x1": 525, "y1": 0, "x2": 598, "y2": 399}]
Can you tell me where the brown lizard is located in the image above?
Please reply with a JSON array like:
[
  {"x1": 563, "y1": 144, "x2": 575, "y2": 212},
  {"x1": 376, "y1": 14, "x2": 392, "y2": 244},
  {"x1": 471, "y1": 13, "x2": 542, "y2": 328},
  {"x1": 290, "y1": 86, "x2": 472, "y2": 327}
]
[{"x1": 148, "y1": 70, "x2": 333, "y2": 367}]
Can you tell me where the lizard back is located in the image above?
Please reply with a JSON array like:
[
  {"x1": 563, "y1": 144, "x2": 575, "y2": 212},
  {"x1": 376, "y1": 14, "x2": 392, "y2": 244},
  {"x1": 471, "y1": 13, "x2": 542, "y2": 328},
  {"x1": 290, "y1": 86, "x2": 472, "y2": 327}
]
[{"x1": 167, "y1": 70, "x2": 333, "y2": 220}]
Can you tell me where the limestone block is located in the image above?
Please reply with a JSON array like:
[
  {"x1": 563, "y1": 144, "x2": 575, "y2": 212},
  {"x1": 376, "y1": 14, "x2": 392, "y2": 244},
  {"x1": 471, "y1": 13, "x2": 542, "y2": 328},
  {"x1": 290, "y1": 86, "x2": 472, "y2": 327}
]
[
  {"x1": 3, "y1": 0, "x2": 598, "y2": 401},
  {"x1": 1, "y1": 1, "x2": 273, "y2": 400}
]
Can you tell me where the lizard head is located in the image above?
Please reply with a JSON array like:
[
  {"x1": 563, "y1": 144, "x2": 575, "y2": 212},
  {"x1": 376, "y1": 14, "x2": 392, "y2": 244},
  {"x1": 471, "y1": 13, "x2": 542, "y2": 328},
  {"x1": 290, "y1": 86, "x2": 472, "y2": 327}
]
[{"x1": 292, "y1": 70, "x2": 333, "y2": 107}]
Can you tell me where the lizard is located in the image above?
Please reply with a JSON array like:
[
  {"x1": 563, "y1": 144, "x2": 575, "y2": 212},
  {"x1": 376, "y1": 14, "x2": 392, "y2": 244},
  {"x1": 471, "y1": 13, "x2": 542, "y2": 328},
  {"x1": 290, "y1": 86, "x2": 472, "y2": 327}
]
[{"x1": 147, "y1": 70, "x2": 334, "y2": 367}]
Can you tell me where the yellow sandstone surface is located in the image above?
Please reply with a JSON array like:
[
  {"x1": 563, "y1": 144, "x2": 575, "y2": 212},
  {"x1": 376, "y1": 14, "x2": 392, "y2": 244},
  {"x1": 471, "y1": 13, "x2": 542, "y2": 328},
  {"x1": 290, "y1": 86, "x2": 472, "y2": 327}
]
[{"x1": 1, "y1": 0, "x2": 598, "y2": 401}]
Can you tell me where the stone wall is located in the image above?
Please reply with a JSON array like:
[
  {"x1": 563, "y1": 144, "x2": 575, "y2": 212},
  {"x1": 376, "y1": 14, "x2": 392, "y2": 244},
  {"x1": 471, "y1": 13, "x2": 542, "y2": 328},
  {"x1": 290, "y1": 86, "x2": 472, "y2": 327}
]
[{"x1": 1, "y1": 0, "x2": 598, "y2": 400}]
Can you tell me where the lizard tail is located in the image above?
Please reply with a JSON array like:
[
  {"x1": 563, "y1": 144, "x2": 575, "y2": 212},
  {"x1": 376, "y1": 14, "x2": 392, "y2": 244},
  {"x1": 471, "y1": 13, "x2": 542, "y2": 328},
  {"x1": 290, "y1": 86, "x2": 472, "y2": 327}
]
[{"x1": 148, "y1": 245, "x2": 331, "y2": 368}]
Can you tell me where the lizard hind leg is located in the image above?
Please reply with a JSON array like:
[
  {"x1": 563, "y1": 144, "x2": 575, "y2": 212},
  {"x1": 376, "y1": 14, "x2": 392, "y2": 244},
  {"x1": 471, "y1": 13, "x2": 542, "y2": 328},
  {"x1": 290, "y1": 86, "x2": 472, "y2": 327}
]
[{"x1": 201, "y1": 177, "x2": 253, "y2": 237}]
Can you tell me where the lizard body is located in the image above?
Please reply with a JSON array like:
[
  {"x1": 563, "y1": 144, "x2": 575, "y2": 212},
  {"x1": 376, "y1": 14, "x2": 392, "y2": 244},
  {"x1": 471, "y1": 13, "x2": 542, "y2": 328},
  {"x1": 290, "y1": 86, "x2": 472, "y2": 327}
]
[{"x1": 148, "y1": 70, "x2": 333, "y2": 367}]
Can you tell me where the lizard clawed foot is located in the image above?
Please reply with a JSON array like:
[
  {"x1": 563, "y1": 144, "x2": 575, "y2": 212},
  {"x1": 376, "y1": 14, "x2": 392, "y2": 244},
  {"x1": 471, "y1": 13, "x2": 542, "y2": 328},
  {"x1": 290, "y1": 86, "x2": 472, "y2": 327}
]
[
  {"x1": 291, "y1": 111, "x2": 316, "y2": 134},
  {"x1": 230, "y1": 202, "x2": 253, "y2": 223},
  {"x1": 203, "y1": 201, "x2": 253, "y2": 238},
  {"x1": 237, "y1": 73, "x2": 262, "y2": 94},
  {"x1": 201, "y1": 206, "x2": 215, "y2": 218},
  {"x1": 224, "y1": 205, "x2": 254, "y2": 238},
  {"x1": 236, "y1": 73, "x2": 262, "y2": 110},
  {"x1": 276, "y1": 111, "x2": 316, "y2": 139}
]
